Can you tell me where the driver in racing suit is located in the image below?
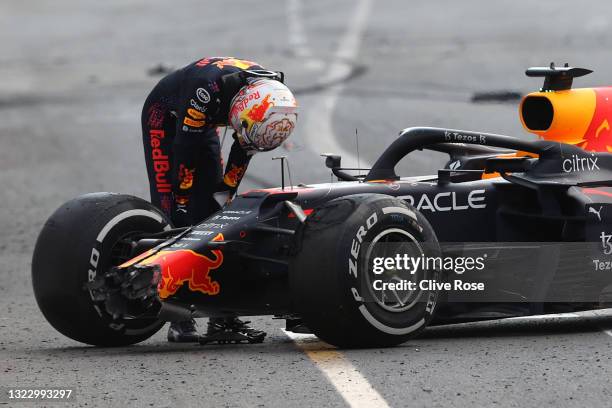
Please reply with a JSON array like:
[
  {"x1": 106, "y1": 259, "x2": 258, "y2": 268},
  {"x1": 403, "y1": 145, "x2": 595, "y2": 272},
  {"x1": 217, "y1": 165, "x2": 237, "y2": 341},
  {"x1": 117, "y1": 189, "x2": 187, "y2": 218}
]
[{"x1": 141, "y1": 56, "x2": 298, "y2": 343}]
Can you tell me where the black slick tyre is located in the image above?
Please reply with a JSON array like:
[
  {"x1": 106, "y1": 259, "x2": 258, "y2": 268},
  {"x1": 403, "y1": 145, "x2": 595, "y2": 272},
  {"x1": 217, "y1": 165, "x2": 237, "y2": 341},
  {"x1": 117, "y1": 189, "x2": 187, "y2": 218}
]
[{"x1": 291, "y1": 194, "x2": 441, "y2": 348}]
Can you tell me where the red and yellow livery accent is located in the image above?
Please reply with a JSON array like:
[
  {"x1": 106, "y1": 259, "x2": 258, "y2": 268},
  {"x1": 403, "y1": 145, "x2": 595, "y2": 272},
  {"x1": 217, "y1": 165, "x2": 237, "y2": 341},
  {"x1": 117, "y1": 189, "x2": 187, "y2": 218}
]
[
  {"x1": 520, "y1": 87, "x2": 612, "y2": 151},
  {"x1": 119, "y1": 234, "x2": 225, "y2": 299}
]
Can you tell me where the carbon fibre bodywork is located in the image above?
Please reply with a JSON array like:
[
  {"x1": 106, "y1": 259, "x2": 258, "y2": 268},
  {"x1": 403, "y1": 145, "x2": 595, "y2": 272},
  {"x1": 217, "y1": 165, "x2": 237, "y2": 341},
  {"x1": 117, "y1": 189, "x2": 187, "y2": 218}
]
[{"x1": 132, "y1": 127, "x2": 612, "y2": 322}]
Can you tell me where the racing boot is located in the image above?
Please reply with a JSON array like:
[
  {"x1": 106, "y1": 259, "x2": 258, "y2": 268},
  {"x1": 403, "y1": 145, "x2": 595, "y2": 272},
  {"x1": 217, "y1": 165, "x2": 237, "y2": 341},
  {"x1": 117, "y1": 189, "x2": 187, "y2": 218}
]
[
  {"x1": 199, "y1": 317, "x2": 266, "y2": 345},
  {"x1": 285, "y1": 317, "x2": 312, "y2": 334},
  {"x1": 167, "y1": 319, "x2": 200, "y2": 343}
]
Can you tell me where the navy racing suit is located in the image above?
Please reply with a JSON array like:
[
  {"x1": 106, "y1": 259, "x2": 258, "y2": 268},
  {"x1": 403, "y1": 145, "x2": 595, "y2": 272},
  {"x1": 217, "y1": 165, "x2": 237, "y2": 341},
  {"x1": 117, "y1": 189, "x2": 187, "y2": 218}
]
[{"x1": 141, "y1": 57, "x2": 265, "y2": 227}]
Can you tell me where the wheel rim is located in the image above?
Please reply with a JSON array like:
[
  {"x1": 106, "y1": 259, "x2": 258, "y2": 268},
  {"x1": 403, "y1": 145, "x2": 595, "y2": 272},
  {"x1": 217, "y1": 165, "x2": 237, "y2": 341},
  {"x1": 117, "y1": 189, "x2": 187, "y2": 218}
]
[
  {"x1": 109, "y1": 232, "x2": 142, "y2": 266},
  {"x1": 364, "y1": 228, "x2": 425, "y2": 313}
]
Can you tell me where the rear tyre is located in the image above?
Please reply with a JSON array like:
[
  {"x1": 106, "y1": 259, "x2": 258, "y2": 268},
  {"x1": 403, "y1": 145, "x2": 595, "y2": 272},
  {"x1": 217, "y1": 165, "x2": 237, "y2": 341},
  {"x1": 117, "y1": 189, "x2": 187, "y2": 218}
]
[
  {"x1": 32, "y1": 193, "x2": 172, "y2": 346},
  {"x1": 291, "y1": 194, "x2": 441, "y2": 348}
]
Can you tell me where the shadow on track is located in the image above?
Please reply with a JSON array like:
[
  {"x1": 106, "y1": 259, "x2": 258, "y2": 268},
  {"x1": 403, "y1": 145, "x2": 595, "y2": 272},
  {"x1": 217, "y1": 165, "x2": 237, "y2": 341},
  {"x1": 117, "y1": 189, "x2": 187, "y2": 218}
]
[
  {"x1": 26, "y1": 312, "x2": 612, "y2": 356},
  {"x1": 28, "y1": 333, "x2": 304, "y2": 357},
  {"x1": 420, "y1": 313, "x2": 612, "y2": 340}
]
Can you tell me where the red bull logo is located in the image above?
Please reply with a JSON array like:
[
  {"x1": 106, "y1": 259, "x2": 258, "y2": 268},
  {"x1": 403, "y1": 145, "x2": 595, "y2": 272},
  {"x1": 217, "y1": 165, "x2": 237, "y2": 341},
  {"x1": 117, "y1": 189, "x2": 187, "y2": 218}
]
[
  {"x1": 121, "y1": 233, "x2": 225, "y2": 299},
  {"x1": 520, "y1": 87, "x2": 612, "y2": 151},
  {"x1": 223, "y1": 164, "x2": 247, "y2": 188},
  {"x1": 212, "y1": 58, "x2": 258, "y2": 70},
  {"x1": 239, "y1": 94, "x2": 274, "y2": 134},
  {"x1": 178, "y1": 164, "x2": 195, "y2": 190},
  {"x1": 149, "y1": 129, "x2": 171, "y2": 194},
  {"x1": 195, "y1": 57, "x2": 258, "y2": 70},
  {"x1": 579, "y1": 88, "x2": 612, "y2": 151}
]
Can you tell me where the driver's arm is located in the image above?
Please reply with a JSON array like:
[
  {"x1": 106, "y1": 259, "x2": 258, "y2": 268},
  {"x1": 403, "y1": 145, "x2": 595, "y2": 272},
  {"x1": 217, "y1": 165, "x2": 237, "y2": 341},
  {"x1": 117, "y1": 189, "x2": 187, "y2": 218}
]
[{"x1": 220, "y1": 134, "x2": 252, "y2": 196}]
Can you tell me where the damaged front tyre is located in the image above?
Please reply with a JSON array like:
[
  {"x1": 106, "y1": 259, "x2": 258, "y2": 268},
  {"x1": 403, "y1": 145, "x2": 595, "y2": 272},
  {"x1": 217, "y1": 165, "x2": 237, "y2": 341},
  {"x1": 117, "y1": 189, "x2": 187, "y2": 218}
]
[{"x1": 32, "y1": 193, "x2": 172, "y2": 346}]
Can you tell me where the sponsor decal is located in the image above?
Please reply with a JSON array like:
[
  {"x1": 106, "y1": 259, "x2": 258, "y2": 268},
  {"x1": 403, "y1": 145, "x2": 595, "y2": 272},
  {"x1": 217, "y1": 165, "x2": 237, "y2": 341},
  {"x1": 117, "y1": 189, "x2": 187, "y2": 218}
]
[
  {"x1": 449, "y1": 160, "x2": 461, "y2": 170},
  {"x1": 444, "y1": 131, "x2": 486, "y2": 144},
  {"x1": 215, "y1": 58, "x2": 258, "y2": 69},
  {"x1": 160, "y1": 195, "x2": 172, "y2": 215},
  {"x1": 222, "y1": 210, "x2": 252, "y2": 215},
  {"x1": 178, "y1": 164, "x2": 195, "y2": 190},
  {"x1": 175, "y1": 195, "x2": 189, "y2": 213},
  {"x1": 130, "y1": 234, "x2": 225, "y2": 299},
  {"x1": 589, "y1": 205, "x2": 603, "y2": 221},
  {"x1": 212, "y1": 215, "x2": 241, "y2": 221},
  {"x1": 208, "y1": 81, "x2": 220, "y2": 93},
  {"x1": 592, "y1": 259, "x2": 612, "y2": 271},
  {"x1": 230, "y1": 91, "x2": 262, "y2": 117},
  {"x1": 243, "y1": 94, "x2": 273, "y2": 123},
  {"x1": 182, "y1": 125, "x2": 204, "y2": 133},
  {"x1": 190, "y1": 99, "x2": 207, "y2": 113},
  {"x1": 87, "y1": 246, "x2": 101, "y2": 285},
  {"x1": 170, "y1": 242, "x2": 188, "y2": 248},
  {"x1": 183, "y1": 116, "x2": 205, "y2": 128},
  {"x1": 399, "y1": 190, "x2": 486, "y2": 212},
  {"x1": 601, "y1": 231, "x2": 612, "y2": 255},
  {"x1": 198, "y1": 222, "x2": 228, "y2": 229},
  {"x1": 195, "y1": 57, "x2": 217, "y2": 67},
  {"x1": 191, "y1": 230, "x2": 215, "y2": 236},
  {"x1": 562, "y1": 154, "x2": 599, "y2": 173},
  {"x1": 149, "y1": 129, "x2": 171, "y2": 193},
  {"x1": 223, "y1": 164, "x2": 247, "y2": 188},
  {"x1": 196, "y1": 88, "x2": 210, "y2": 104},
  {"x1": 187, "y1": 108, "x2": 205, "y2": 120},
  {"x1": 147, "y1": 102, "x2": 165, "y2": 129},
  {"x1": 195, "y1": 57, "x2": 259, "y2": 70},
  {"x1": 348, "y1": 213, "x2": 379, "y2": 278}
]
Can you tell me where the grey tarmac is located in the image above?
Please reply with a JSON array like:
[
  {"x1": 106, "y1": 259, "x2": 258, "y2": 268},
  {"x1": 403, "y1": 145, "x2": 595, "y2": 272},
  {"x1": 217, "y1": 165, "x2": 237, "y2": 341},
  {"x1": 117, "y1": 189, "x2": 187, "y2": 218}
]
[{"x1": 2, "y1": 1, "x2": 612, "y2": 407}]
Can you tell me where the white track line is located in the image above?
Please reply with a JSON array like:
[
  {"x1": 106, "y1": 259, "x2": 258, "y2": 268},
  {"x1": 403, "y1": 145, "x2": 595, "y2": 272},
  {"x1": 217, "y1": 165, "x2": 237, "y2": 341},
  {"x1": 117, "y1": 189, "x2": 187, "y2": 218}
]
[
  {"x1": 286, "y1": 0, "x2": 323, "y2": 70},
  {"x1": 302, "y1": 0, "x2": 373, "y2": 169},
  {"x1": 286, "y1": 0, "x2": 310, "y2": 58},
  {"x1": 283, "y1": 3, "x2": 386, "y2": 405},
  {"x1": 282, "y1": 330, "x2": 390, "y2": 408}
]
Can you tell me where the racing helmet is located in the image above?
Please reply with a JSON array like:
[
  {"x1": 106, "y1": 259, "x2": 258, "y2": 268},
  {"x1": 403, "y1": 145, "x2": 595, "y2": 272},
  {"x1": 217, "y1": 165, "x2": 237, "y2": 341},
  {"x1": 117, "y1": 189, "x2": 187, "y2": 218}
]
[{"x1": 229, "y1": 78, "x2": 298, "y2": 152}]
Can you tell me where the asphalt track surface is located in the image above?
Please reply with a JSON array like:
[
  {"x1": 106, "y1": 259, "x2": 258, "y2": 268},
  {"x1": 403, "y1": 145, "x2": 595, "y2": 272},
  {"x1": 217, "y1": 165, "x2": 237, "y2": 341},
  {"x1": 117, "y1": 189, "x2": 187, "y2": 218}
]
[{"x1": 2, "y1": 1, "x2": 612, "y2": 407}]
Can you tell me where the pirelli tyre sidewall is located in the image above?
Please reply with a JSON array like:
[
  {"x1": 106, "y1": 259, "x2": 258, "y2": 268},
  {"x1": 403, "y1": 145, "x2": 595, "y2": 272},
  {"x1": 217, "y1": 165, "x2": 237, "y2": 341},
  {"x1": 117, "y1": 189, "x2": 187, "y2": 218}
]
[
  {"x1": 291, "y1": 193, "x2": 441, "y2": 348},
  {"x1": 32, "y1": 193, "x2": 172, "y2": 346}
]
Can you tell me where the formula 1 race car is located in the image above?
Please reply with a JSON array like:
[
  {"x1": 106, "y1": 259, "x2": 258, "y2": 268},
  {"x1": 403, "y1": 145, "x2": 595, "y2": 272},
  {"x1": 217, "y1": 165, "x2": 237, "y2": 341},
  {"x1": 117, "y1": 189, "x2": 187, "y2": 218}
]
[{"x1": 32, "y1": 65, "x2": 612, "y2": 348}]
